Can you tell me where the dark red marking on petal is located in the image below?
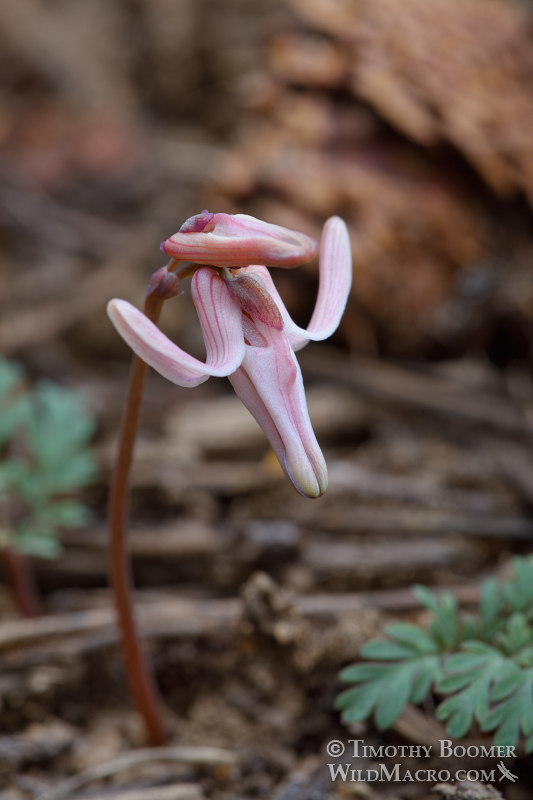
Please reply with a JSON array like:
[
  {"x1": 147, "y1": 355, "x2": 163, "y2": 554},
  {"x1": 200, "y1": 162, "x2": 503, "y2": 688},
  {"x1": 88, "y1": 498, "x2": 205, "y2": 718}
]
[
  {"x1": 225, "y1": 273, "x2": 283, "y2": 329},
  {"x1": 178, "y1": 211, "x2": 216, "y2": 233}
]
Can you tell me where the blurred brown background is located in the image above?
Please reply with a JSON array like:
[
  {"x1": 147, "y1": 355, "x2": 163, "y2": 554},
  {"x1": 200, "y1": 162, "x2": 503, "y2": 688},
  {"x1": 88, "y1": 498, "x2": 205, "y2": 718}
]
[
  {"x1": 3, "y1": 0, "x2": 533, "y2": 365},
  {"x1": 2, "y1": 1, "x2": 533, "y2": 797}
]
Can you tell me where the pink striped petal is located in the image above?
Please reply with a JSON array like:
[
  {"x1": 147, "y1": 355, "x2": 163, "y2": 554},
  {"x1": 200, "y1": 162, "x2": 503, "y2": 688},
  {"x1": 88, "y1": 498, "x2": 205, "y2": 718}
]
[
  {"x1": 107, "y1": 270, "x2": 244, "y2": 388},
  {"x1": 228, "y1": 321, "x2": 328, "y2": 498},
  {"x1": 246, "y1": 216, "x2": 352, "y2": 351},
  {"x1": 161, "y1": 212, "x2": 318, "y2": 268}
]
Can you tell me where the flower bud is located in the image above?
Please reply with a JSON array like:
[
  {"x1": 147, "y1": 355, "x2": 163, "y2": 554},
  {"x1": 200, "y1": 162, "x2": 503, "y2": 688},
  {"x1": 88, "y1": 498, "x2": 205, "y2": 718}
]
[{"x1": 145, "y1": 266, "x2": 183, "y2": 302}]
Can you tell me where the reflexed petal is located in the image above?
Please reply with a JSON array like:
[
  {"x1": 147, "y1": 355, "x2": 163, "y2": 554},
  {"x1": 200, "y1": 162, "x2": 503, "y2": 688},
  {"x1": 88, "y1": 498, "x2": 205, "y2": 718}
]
[
  {"x1": 246, "y1": 216, "x2": 352, "y2": 351},
  {"x1": 228, "y1": 322, "x2": 328, "y2": 498},
  {"x1": 161, "y1": 212, "x2": 318, "y2": 268},
  {"x1": 107, "y1": 270, "x2": 244, "y2": 387}
]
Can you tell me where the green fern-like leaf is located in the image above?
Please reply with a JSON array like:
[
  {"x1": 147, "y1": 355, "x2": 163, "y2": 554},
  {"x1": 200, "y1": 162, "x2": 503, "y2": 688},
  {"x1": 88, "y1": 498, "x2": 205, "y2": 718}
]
[
  {"x1": 482, "y1": 668, "x2": 533, "y2": 751},
  {"x1": 413, "y1": 585, "x2": 465, "y2": 650},
  {"x1": 436, "y1": 644, "x2": 508, "y2": 738},
  {"x1": 26, "y1": 382, "x2": 97, "y2": 478},
  {"x1": 337, "y1": 556, "x2": 533, "y2": 753},
  {"x1": 479, "y1": 577, "x2": 506, "y2": 640},
  {"x1": 496, "y1": 613, "x2": 533, "y2": 655},
  {"x1": 0, "y1": 360, "x2": 28, "y2": 448},
  {"x1": 0, "y1": 361, "x2": 98, "y2": 560},
  {"x1": 504, "y1": 557, "x2": 533, "y2": 617},
  {"x1": 335, "y1": 622, "x2": 442, "y2": 729}
]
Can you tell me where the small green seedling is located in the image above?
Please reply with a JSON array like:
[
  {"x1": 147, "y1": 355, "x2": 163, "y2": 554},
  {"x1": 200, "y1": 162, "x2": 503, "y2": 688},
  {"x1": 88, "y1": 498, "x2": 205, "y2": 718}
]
[
  {"x1": 336, "y1": 556, "x2": 533, "y2": 752},
  {"x1": 0, "y1": 359, "x2": 97, "y2": 559}
]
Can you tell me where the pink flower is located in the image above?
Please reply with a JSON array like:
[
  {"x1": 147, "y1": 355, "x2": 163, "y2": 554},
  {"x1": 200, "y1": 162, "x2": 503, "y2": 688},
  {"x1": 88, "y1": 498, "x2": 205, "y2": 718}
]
[
  {"x1": 108, "y1": 215, "x2": 352, "y2": 498},
  {"x1": 161, "y1": 211, "x2": 318, "y2": 268}
]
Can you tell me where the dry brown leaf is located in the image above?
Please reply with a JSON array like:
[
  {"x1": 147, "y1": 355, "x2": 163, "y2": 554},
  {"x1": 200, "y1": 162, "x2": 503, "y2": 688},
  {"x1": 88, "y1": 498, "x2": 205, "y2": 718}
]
[{"x1": 290, "y1": 0, "x2": 533, "y2": 204}]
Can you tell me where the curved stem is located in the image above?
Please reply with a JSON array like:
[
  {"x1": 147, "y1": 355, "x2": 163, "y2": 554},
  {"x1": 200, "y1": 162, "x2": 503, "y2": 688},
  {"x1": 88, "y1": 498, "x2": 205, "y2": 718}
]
[
  {"x1": 109, "y1": 295, "x2": 166, "y2": 746},
  {"x1": 2, "y1": 547, "x2": 42, "y2": 617}
]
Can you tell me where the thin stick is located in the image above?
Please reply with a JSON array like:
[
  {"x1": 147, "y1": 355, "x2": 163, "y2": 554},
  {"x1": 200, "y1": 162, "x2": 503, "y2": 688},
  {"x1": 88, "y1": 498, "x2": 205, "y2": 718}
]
[
  {"x1": 36, "y1": 745, "x2": 235, "y2": 800},
  {"x1": 108, "y1": 265, "x2": 182, "y2": 746},
  {"x1": 1, "y1": 547, "x2": 42, "y2": 617}
]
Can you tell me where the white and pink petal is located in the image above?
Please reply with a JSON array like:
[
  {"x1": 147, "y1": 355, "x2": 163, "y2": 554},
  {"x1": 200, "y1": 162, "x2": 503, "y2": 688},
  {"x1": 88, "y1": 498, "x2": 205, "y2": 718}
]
[
  {"x1": 161, "y1": 212, "x2": 318, "y2": 268},
  {"x1": 229, "y1": 321, "x2": 328, "y2": 499},
  {"x1": 246, "y1": 216, "x2": 352, "y2": 351},
  {"x1": 107, "y1": 269, "x2": 244, "y2": 388}
]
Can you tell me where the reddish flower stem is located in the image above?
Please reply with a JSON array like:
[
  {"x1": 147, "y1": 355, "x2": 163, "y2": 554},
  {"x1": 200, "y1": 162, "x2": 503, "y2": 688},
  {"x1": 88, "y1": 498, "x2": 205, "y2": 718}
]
[
  {"x1": 2, "y1": 547, "x2": 43, "y2": 617},
  {"x1": 109, "y1": 292, "x2": 167, "y2": 746}
]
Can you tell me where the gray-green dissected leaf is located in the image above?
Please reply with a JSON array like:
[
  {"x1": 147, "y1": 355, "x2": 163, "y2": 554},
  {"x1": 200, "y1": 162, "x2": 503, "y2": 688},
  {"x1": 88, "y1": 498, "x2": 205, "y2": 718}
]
[
  {"x1": 436, "y1": 671, "x2": 474, "y2": 694},
  {"x1": 437, "y1": 694, "x2": 474, "y2": 739},
  {"x1": 461, "y1": 640, "x2": 496, "y2": 655},
  {"x1": 415, "y1": 588, "x2": 462, "y2": 651},
  {"x1": 375, "y1": 664, "x2": 413, "y2": 729},
  {"x1": 436, "y1": 662, "x2": 499, "y2": 738},
  {"x1": 497, "y1": 613, "x2": 532, "y2": 655},
  {"x1": 444, "y1": 652, "x2": 493, "y2": 672},
  {"x1": 385, "y1": 622, "x2": 438, "y2": 654},
  {"x1": 1, "y1": 374, "x2": 98, "y2": 559},
  {"x1": 0, "y1": 360, "x2": 28, "y2": 447},
  {"x1": 412, "y1": 584, "x2": 441, "y2": 615},
  {"x1": 492, "y1": 667, "x2": 524, "y2": 701},
  {"x1": 40, "y1": 451, "x2": 98, "y2": 494},
  {"x1": 26, "y1": 382, "x2": 96, "y2": 470},
  {"x1": 335, "y1": 682, "x2": 384, "y2": 723},
  {"x1": 360, "y1": 639, "x2": 415, "y2": 660},
  {"x1": 481, "y1": 670, "x2": 533, "y2": 749},
  {"x1": 36, "y1": 500, "x2": 92, "y2": 529},
  {"x1": 0, "y1": 359, "x2": 23, "y2": 397},
  {"x1": 338, "y1": 556, "x2": 533, "y2": 753},
  {"x1": 337, "y1": 653, "x2": 442, "y2": 729},
  {"x1": 339, "y1": 663, "x2": 391, "y2": 683},
  {"x1": 410, "y1": 658, "x2": 441, "y2": 704},
  {"x1": 15, "y1": 522, "x2": 62, "y2": 559},
  {"x1": 438, "y1": 646, "x2": 530, "y2": 748},
  {"x1": 505, "y1": 557, "x2": 533, "y2": 615},
  {"x1": 516, "y1": 646, "x2": 533, "y2": 668},
  {"x1": 480, "y1": 578, "x2": 504, "y2": 638}
]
